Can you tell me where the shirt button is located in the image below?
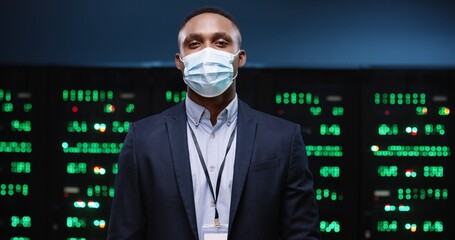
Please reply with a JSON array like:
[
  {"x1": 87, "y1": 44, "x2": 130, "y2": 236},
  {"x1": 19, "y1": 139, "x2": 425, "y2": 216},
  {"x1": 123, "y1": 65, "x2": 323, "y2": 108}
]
[
  {"x1": 211, "y1": 133, "x2": 215, "y2": 139},
  {"x1": 210, "y1": 201, "x2": 215, "y2": 207},
  {"x1": 209, "y1": 166, "x2": 215, "y2": 172}
]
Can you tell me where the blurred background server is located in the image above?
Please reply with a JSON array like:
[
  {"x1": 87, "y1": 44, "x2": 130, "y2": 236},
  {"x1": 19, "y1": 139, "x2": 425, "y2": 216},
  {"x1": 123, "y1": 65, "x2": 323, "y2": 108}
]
[{"x1": 0, "y1": 0, "x2": 454, "y2": 239}]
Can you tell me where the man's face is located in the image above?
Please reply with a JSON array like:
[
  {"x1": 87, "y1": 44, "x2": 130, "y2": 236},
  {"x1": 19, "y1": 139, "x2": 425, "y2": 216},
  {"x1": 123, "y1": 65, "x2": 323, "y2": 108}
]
[
  {"x1": 175, "y1": 13, "x2": 246, "y2": 73},
  {"x1": 177, "y1": 13, "x2": 242, "y2": 57}
]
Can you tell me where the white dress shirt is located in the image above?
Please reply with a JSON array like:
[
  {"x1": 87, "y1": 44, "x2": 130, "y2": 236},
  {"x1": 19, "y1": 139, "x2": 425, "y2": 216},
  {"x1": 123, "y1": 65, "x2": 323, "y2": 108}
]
[{"x1": 185, "y1": 95, "x2": 238, "y2": 239}]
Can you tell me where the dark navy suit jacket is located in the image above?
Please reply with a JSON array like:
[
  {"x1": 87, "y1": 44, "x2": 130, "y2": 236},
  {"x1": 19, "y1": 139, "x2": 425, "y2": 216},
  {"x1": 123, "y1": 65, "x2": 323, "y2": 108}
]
[{"x1": 107, "y1": 100, "x2": 321, "y2": 240}]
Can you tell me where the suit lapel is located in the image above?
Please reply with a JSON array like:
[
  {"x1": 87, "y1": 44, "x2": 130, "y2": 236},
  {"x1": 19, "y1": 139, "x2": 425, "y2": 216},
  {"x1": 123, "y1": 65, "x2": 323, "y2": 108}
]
[
  {"x1": 229, "y1": 100, "x2": 257, "y2": 229},
  {"x1": 166, "y1": 103, "x2": 199, "y2": 239}
]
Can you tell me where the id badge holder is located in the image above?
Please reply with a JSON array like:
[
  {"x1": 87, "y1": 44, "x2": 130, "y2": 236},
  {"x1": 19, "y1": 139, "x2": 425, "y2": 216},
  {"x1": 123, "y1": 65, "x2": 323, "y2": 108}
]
[{"x1": 202, "y1": 223, "x2": 228, "y2": 240}]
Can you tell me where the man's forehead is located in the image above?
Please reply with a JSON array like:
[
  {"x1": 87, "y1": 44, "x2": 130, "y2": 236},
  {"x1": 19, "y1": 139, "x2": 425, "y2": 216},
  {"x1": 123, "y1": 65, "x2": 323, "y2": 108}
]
[{"x1": 180, "y1": 13, "x2": 237, "y2": 35}]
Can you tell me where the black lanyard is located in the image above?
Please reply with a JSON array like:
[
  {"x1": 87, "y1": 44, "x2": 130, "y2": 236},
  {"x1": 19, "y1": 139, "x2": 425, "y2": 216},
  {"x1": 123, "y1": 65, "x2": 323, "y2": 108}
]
[{"x1": 188, "y1": 123, "x2": 237, "y2": 228}]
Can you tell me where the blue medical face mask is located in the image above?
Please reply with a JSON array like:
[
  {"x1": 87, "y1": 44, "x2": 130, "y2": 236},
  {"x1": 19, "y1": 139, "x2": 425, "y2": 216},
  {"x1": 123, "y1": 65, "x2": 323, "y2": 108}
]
[{"x1": 180, "y1": 47, "x2": 240, "y2": 98}]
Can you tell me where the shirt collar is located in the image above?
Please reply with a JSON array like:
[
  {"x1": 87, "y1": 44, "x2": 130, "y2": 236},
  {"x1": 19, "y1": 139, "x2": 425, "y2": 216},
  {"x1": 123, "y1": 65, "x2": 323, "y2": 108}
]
[{"x1": 185, "y1": 94, "x2": 238, "y2": 127}]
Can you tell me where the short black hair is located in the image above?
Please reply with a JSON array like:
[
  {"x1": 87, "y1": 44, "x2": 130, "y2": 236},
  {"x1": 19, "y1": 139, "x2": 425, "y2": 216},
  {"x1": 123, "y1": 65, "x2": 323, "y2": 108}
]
[{"x1": 179, "y1": 6, "x2": 240, "y2": 31}]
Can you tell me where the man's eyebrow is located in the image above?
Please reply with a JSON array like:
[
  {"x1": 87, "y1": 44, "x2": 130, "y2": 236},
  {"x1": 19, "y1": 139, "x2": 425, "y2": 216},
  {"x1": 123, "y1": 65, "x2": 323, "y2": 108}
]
[
  {"x1": 184, "y1": 33, "x2": 202, "y2": 43},
  {"x1": 212, "y1": 32, "x2": 232, "y2": 41},
  {"x1": 183, "y1": 32, "x2": 233, "y2": 43}
]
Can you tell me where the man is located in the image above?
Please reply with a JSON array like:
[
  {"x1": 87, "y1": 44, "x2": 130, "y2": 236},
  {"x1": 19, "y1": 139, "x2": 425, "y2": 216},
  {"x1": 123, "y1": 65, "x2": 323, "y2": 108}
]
[{"x1": 107, "y1": 6, "x2": 321, "y2": 240}]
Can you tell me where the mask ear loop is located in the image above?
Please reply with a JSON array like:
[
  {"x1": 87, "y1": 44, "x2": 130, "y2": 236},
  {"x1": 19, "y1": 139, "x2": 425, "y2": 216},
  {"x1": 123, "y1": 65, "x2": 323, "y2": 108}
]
[
  {"x1": 231, "y1": 49, "x2": 242, "y2": 80},
  {"x1": 232, "y1": 70, "x2": 239, "y2": 81}
]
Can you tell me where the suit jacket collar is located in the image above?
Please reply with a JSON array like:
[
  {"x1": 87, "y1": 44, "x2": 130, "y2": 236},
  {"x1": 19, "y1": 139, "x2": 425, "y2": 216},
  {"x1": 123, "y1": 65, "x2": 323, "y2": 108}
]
[
  {"x1": 166, "y1": 102, "x2": 199, "y2": 239},
  {"x1": 228, "y1": 100, "x2": 256, "y2": 230},
  {"x1": 166, "y1": 100, "x2": 257, "y2": 239}
]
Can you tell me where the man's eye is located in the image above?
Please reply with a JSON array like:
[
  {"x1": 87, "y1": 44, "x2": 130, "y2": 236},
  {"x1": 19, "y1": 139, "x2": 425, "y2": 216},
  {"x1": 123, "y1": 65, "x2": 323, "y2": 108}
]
[
  {"x1": 188, "y1": 42, "x2": 200, "y2": 48},
  {"x1": 215, "y1": 41, "x2": 228, "y2": 47}
]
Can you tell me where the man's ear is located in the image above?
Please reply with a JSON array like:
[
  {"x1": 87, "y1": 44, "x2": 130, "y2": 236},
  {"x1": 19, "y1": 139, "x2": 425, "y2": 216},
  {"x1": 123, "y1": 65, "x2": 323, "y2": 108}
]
[
  {"x1": 175, "y1": 54, "x2": 183, "y2": 70},
  {"x1": 238, "y1": 50, "x2": 247, "y2": 68}
]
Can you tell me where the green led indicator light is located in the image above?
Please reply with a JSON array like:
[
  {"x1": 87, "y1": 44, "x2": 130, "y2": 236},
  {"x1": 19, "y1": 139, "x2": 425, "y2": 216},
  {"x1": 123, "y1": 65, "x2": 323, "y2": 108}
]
[
  {"x1": 423, "y1": 221, "x2": 443, "y2": 232},
  {"x1": 68, "y1": 121, "x2": 88, "y2": 133},
  {"x1": 166, "y1": 91, "x2": 172, "y2": 102},
  {"x1": 2, "y1": 102, "x2": 13, "y2": 112},
  {"x1": 416, "y1": 106, "x2": 428, "y2": 115},
  {"x1": 104, "y1": 104, "x2": 115, "y2": 113},
  {"x1": 306, "y1": 145, "x2": 343, "y2": 157},
  {"x1": 425, "y1": 124, "x2": 445, "y2": 135},
  {"x1": 67, "y1": 162, "x2": 87, "y2": 174},
  {"x1": 100, "y1": 91, "x2": 106, "y2": 101},
  {"x1": 290, "y1": 92, "x2": 297, "y2": 104},
  {"x1": 112, "y1": 121, "x2": 130, "y2": 133},
  {"x1": 84, "y1": 90, "x2": 91, "y2": 101},
  {"x1": 107, "y1": 90, "x2": 114, "y2": 100},
  {"x1": 93, "y1": 219, "x2": 106, "y2": 229},
  {"x1": 0, "y1": 89, "x2": 12, "y2": 101},
  {"x1": 378, "y1": 165, "x2": 398, "y2": 177},
  {"x1": 77, "y1": 90, "x2": 84, "y2": 101},
  {"x1": 0, "y1": 141, "x2": 32, "y2": 153},
  {"x1": 371, "y1": 145, "x2": 450, "y2": 157},
  {"x1": 374, "y1": 93, "x2": 380, "y2": 104},
  {"x1": 275, "y1": 93, "x2": 282, "y2": 104},
  {"x1": 66, "y1": 217, "x2": 86, "y2": 228},
  {"x1": 420, "y1": 93, "x2": 426, "y2": 104},
  {"x1": 11, "y1": 216, "x2": 31, "y2": 228},
  {"x1": 64, "y1": 89, "x2": 113, "y2": 102},
  {"x1": 315, "y1": 188, "x2": 342, "y2": 201},
  {"x1": 1, "y1": 184, "x2": 29, "y2": 196},
  {"x1": 319, "y1": 166, "x2": 340, "y2": 178},
  {"x1": 375, "y1": 92, "x2": 426, "y2": 105},
  {"x1": 165, "y1": 90, "x2": 187, "y2": 103},
  {"x1": 11, "y1": 120, "x2": 32, "y2": 132},
  {"x1": 275, "y1": 92, "x2": 319, "y2": 105},
  {"x1": 398, "y1": 188, "x2": 448, "y2": 200},
  {"x1": 11, "y1": 162, "x2": 31, "y2": 173},
  {"x1": 63, "y1": 90, "x2": 69, "y2": 101},
  {"x1": 389, "y1": 93, "x2": 396, "y2": 104},
  {"x1": 87, "y1": 185, "x2": 115, "y2": 197},
  {"x1": 92, "y1": 90, "x2": 99, "y2": 101},
  {"x1": 309, "y1": 106, "x2": 321, "y2": 116},
  {"x1": 125, "y1": 103, "x2": 135, "y2": 113},
  {"x1": 332, "y1": 107, "x2": 343, "y2": 116},
  {"x1": 377, "y1": 220, "x2": 397, "y2": 232},
  {"x1": 23, "y1": 103, "x2": 32, "y2": 112},
  {"x1": 320, "y1": 124, "x2": 340, "y2": 136},
  {"x1": 112, "y1": 163, "x2": 118, "y2": 174},
  {"x1": 319, "y1": 221, "x2": 340, "y2": 233},
  {"x1": 61, "y1": 142, "x2": 123, "y2": 154},
  {"x1": 438, "y1": 107, "x2": 450, "y2": 116},
  {"x1": 69, "y1": 90, "x2": 75, "y2": 101},
  {"x1": 378, "y1": 124, "x2": 398, "y2": 135},
  {"x1": 424, "y1": 166, "x2": 443, "y2": 177}
]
